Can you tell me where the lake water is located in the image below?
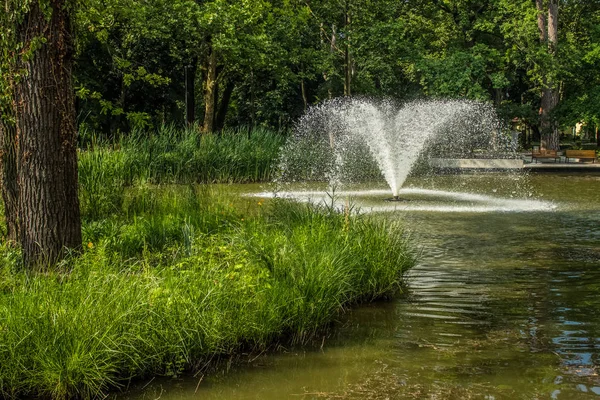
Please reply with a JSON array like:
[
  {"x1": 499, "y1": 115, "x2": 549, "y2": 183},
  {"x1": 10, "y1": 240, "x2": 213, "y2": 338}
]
[{"x1": 125, "y1": 173, "x2": 600, "y2": 400}]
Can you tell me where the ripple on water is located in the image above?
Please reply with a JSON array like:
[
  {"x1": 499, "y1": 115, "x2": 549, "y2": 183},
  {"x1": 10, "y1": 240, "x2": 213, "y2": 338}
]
[{"x1": 127, "y1": 178, "x2": 600, "y2": 400}]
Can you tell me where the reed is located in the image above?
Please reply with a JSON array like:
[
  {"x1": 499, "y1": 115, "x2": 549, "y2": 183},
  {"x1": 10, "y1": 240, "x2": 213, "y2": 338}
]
[
  {"x1": 77, "y1": 126, "x2": 285, "y2": 220},
  {"x1": 118, "y1": 125, "x2": 285, "y2": 184}
]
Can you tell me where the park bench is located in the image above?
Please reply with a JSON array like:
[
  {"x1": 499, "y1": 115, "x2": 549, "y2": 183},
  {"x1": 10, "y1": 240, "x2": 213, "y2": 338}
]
[
  {"x1": 531, "y1": 149, "x2": 560, "y2": 163},
  {"x1": 565, "y1": 149, "x2": 597, "y2": 163}
]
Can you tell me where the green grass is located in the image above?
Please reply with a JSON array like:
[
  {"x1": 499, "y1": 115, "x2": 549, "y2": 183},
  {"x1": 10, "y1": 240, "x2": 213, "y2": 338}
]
[
  {"x1": 0, "y1": 186, "x2": 414, "y2": 399},
  {"x1": 78, "y1": 125, "x2": 285, "y2": 220},
  {"x1": 81, "y1": 125, "x2": 285, "y2": 185}
]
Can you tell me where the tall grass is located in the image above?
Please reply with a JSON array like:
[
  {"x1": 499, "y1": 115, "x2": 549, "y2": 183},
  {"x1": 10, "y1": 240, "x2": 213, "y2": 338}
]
[
  {"x1": 78, "y1": 125, "x2": 285, "y2": 219},
  {"x1": 0, "y1": 187, "x2": 413, "y2": 399},
  {"x1": 81, "y1": 125, "x2": 285, "y2": 184},
  {"x1": 2, "y1": 124, "x2": 414, "y2": 399}
]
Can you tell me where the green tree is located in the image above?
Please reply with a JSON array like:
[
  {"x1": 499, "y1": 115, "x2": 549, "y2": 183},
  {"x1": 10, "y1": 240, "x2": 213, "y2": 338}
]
[{"x1": 1, "y1": 0, "x2": 82, "y2": 267}]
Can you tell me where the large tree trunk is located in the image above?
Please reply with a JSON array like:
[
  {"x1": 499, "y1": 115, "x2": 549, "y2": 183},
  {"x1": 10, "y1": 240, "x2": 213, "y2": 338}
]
[
  {"x1": 0, "y1": 119, "x2": 19, "y2": 243},
  {"x1": 537, "y1": 0, "x2": 560, "y2": 150},
  {"x1": 14, "y1": 0, "x2": 82, "y2": 267},
  {"x1": 202, "y1": 45, "x2": 217, "y2": 134}
]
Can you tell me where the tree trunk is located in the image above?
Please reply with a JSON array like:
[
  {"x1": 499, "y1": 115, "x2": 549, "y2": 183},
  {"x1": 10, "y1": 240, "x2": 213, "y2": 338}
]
[
  {"x1": 202, "y1": 46, "x2": 217, "y2": 134},
  {"x1": 539, "y1": 87, "x2": 559, "y2": 150},
  {"x1": 323, "y1": 24, "x2": 336, "y2": 100},
  {"x1": 343, "y1": 3, "x2": 352, "y2": 97},
  {"x1": 185, "y1": 60, "x2": 197, "y2": 126},
  {"x1": 344, "y1": 46, "x2": 351, "y2": 96},
  {"x1": 301, "y1": 79, "x2": 308, "y2": 112},
  {"x1": 547, "y1": 0, "x2": 558, "y2": 53},
  {"x1": 537, "y1": 0, "x2": 560, "y2": 150},
  {"x1": 0, "y1": 119, "x2": 19, "y2": 243},
  {"x1": 14, "y1": 0, "x2": 82, "y2": 267},
  {"x1": 536, "y1": 0, "x2": 547, "y2": 43},
  {"x1": 215, "y1": 80, "x2": 235, "y2": 132},
  {"x1": 494, "y1": 88, "x2": 502, "y2": 107}
]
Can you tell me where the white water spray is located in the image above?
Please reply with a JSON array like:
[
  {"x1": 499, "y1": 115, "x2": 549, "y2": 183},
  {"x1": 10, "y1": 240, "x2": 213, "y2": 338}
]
[{"x1": 278, "y1": 98, "x2": 511, "y2": 196}]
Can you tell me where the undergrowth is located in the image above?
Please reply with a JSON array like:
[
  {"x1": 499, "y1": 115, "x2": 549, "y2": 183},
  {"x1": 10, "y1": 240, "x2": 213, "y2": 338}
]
[{"x1": 0, "y1": 186, "x2": 413, "y2": 399}]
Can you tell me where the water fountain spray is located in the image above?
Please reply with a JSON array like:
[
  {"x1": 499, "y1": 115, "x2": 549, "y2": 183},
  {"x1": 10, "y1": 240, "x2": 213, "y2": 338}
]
[{"x1": 277, "y1": 98, "x2": 510, "y2": 198}]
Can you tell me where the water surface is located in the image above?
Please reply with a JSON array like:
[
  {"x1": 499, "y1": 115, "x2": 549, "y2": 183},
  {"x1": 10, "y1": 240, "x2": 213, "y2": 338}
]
[{"x1": 126, "y1": 173, "x2": 600, "y2": 400}]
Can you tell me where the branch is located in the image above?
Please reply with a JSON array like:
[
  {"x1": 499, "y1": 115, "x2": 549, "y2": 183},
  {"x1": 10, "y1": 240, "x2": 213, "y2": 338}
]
[{"x1": 303, "y1": 0, "x2": 344, "y2": 56}]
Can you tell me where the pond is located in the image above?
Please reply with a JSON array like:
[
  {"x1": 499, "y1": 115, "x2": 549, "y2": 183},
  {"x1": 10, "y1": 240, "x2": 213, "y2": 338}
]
[{"x1": 124, "y1": 173, "x2": 600, "y2": 400}]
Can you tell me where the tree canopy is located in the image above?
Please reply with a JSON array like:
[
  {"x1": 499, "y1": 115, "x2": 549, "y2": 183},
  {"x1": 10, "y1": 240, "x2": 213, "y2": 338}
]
[
  {"x1": 61, "y1": 0, "x2": 600, "y2": 138},
  {"x1": 3, "y1": 0, "x2": 600, "y2": 136}
]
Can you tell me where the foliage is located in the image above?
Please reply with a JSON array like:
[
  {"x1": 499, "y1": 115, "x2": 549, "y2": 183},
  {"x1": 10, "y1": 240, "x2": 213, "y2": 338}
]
[
  {"x1": 4, "y1": 1, "x2": 600, "y2": 134},
  {"x1": 77, "y1": 125, "x2": 285, "y2": 219},
  {"x1": 66, "y1": 0, "x2": 600, "y2": 136},
  {"x1": 0, "y1": 187, "x2": 413, "y2": 399}
]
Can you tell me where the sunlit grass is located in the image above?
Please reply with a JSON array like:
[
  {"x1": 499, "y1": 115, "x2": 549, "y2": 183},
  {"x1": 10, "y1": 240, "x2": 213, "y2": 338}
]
[
  {"x1": 78, "y1": 125, "x2": 285, "y2": 220},
  {"x1": 0, "y1": 187, "x2": 413, "y2": 399}
]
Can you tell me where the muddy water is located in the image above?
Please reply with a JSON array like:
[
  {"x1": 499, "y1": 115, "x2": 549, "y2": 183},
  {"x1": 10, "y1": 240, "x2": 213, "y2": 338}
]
[{"x1": 126, "y1": 173, "x2": 600, "y2": 400}]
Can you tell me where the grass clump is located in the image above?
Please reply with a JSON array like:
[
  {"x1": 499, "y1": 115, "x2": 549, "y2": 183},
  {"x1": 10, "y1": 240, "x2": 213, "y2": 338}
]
[
  {"x1": 81, "y1": 125, "x2": 285, "y2": 185},
  {"x1": 0, "y1": 186, "x2": 413, "y2": 399}
]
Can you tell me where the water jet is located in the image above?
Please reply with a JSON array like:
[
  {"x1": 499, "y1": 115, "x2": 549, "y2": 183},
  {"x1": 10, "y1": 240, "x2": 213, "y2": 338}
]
[
  {"x1": 280, "y1": 99, "x2": 514, "y2": 192},
  {"x1": 274, "y1": 98, "x2": 525, "y2": 204}
]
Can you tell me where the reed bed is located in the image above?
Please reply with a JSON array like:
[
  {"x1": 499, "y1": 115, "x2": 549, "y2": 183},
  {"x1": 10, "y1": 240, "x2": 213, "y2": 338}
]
[{"x1": 78, "y1": 126, "x2": 285, "y2": 219}]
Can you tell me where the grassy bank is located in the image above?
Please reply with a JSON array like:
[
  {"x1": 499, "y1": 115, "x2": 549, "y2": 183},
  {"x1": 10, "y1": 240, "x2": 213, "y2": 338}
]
[{"x1": 0, "y1": 185, "x2": 413, "y2": 399}]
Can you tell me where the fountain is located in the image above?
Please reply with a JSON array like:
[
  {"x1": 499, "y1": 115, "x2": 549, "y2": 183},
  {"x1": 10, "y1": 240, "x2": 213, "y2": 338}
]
[{"x1": 259, "y1": 98, "x2": 555, "y2": 213}]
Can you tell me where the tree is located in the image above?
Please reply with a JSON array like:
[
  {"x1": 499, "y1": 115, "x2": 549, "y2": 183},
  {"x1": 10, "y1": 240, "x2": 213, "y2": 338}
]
[
  {"x1": 536, "y1": 0, "x2": 560, "y2": 150},
  {"x1": 0, "y1": 0, "x2": 19, "y2": 244},
  {"x1": 35, "y1": 0, "x2": 598, "y2": 136},
  {"x1": 1, "y1": 0, "x2": 82, "y2": 267},
  {"x1": 197, "y1": 0, "x2": 271, "y2": 132},
  {"x1": 553, "y1": 1, "x2": 600, "y2": 145}
]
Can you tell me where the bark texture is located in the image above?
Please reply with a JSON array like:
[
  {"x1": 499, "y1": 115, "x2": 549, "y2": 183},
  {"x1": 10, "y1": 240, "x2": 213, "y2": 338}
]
[
  {"x1": 14, "y1": 0, "x2": 82, "y2": 267},
  {"x1": 215, "y1": 80, "x2": 235, "y2": 132},
  {"x1": 0, "y1": 119, "x2": 19, "y2": 243},
  {"x1": 536, "y1": 0, "x2": 547, "y2": 42},
  {"x1": 202, "y1": 44, "x2": 217, "y2": 133}
]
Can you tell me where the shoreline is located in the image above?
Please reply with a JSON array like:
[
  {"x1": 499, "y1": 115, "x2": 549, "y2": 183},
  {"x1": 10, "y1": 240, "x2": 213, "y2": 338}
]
[{"x1": 0, "y1": 188, "x2": 414, "y2": 399}]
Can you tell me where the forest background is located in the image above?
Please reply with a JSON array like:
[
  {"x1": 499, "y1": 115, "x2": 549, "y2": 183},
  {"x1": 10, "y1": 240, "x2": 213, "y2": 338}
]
[{"x1": 70, "y1": 0, "x2": 600, "y2": 142}]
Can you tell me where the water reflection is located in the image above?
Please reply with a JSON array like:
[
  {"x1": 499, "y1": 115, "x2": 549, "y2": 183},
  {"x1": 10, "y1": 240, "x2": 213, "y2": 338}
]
[{"x1": 125, "y1": 174, "x2": 600, "y2": 400}]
